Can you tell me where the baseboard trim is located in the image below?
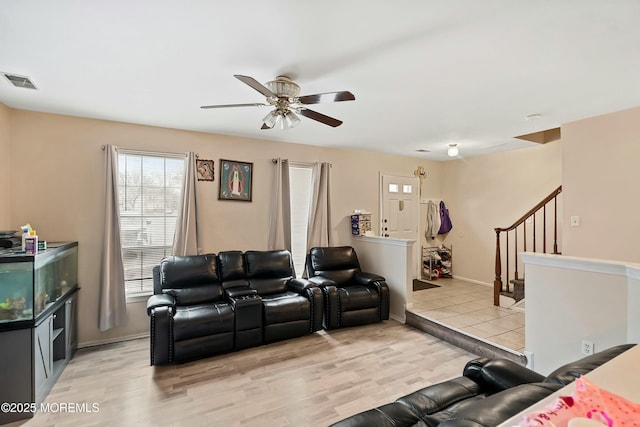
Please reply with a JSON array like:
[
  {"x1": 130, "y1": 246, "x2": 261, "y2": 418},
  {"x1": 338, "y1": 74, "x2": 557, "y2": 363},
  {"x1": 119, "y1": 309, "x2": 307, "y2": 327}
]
[
  {"x1": 79, "y1": 332, "x2": 149, "y2": 349},
  {"x1": 390, "y1": 312, "x2": 405, "y2": 324},
  {"x1": 452, "y1": 275, "x2": 492, "y2": 287}
]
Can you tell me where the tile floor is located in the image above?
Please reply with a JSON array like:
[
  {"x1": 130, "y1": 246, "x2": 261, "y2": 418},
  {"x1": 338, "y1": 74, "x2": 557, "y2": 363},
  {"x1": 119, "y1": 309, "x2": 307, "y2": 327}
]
[{"x1": 409, "y1": 278, "x2": 526, "y2": 353}]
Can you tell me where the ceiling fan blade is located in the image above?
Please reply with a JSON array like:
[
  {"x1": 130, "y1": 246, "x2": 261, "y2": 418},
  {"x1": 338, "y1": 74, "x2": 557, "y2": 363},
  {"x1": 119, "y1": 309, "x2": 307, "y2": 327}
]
[
  {"x1": 298, "y1": 91, "x2": 355, "y2": 105},
  {"x1": 200, "y1": 103, "x2": 269, "y2": 109},
  {"x1": 234, "y1": 75, "x2": 277, "y2": 98},
  {"x1": 261, "y1": 123, "x2": 272, "y2": 130},
  {"x1": 299, "y1": 109, "x2": 343, "y2": 127}
]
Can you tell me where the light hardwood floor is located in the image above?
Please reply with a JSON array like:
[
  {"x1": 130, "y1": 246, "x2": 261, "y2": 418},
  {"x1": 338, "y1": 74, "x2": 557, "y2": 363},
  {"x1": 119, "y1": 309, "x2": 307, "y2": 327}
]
[{"x1": 8, "y1": 321, "x2": 476, "y2": 427}]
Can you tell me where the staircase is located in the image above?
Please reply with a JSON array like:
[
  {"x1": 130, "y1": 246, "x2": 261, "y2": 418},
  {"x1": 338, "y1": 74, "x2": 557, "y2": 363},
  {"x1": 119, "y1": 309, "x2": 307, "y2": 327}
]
[
  {"x1": 509, "y1": 278, "x2": 525, "y2": 303},
  {"x1": 493, "y1": 186, "x2": 562, "y2": 306}
]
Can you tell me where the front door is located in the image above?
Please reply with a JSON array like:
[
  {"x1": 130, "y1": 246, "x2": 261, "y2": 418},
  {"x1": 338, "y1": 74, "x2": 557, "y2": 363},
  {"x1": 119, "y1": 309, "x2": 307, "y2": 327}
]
[{"x1": 380, "y1": 174, "x2": 419, "y2": 240}]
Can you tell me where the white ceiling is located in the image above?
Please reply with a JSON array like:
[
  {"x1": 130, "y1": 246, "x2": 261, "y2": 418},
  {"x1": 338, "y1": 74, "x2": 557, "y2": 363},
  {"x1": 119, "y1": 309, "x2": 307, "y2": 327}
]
[{"x1": 1, "y1": 1, "x2": 639, "y2": 160}]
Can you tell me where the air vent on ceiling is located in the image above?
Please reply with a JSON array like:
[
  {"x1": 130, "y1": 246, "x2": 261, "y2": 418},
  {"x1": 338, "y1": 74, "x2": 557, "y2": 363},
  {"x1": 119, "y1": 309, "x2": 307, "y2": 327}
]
[{"x1": 3, "y1": 73, "x2": 37, "y2": 90}]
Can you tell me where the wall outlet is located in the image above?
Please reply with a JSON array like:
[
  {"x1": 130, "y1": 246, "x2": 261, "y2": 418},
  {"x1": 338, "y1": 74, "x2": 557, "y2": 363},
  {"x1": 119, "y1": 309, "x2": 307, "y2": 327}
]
[{"x1": 581, "y1": 339, "x2": 594, "y2": 355}]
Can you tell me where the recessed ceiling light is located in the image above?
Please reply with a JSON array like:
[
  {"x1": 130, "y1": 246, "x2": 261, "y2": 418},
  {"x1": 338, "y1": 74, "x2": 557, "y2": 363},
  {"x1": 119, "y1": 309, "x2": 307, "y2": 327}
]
[{"x1": 525, "y1": 113, "x2": 542, "y2": 121}]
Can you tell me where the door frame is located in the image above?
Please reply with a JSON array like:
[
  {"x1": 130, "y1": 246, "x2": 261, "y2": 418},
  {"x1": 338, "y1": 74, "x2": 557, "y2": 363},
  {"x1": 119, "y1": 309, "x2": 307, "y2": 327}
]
[{"x1": 379, "y1": 173, "x2": 420, "y2": 279}]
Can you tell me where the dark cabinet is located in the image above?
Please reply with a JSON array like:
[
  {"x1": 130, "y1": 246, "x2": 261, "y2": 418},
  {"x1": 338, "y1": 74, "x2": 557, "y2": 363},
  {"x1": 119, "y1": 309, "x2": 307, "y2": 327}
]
[
  {"x1": 0, "y1": 243, "x2": 78, "y2": 425},
  {"x1": 33, "y1": 291, "x2": 78, "y2": 405}
]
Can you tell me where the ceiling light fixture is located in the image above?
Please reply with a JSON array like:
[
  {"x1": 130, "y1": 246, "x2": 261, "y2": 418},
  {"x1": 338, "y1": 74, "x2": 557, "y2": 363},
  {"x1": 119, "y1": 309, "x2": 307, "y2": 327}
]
[
  {"x1": 262, "y1": 110, "x2": 280, "y2": 129},
  {"x1": 447, "y1": 144, "x2": 459, "y2": 157},
  {"x1": 282, "y1": 110, "x2": 300, "y2": 129},
  {"x1": 262, "y1": 108, "x2": 300, "y2": 130}
]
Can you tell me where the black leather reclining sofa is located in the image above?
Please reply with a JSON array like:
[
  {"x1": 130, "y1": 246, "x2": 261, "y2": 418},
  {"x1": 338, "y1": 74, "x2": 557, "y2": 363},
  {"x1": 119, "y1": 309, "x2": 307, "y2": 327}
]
[
  {"x1": 331, "y1": 343, "x2": 635, "y2": 427},
  {"x1": 146, "y1": 249, "x2": 324, "y2": 365}
]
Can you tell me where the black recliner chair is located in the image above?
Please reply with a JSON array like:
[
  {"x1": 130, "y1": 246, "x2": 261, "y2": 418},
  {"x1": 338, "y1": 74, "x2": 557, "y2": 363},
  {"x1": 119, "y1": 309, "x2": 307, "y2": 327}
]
[
  {"x1": 306, "y1": 246, "x2": 390, "y2": 330},
  {"x1": 244, "y1": 250, "x2": 324, "y2": 343},
  {"x1": 146, "y1": 254, "x2": 234, "y2": 365}
]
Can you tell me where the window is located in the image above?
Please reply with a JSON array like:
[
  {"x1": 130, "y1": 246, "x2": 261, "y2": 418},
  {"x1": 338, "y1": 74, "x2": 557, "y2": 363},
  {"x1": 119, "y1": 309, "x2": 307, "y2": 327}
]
[
  {"x1": 118, "y1": 151, "x2": 185, "y2": 297},
  {"x1": 289, "y1": 164, "x2": 313, "y2": 277}
]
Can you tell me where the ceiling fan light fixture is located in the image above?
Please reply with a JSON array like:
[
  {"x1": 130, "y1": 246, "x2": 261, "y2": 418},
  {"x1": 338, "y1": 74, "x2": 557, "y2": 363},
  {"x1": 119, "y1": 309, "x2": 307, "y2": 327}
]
[
  {"x1": 284, "y1": 110, "x2": 301, "y2": 129},
  {"x1": 205, "y1": 74, "x2": 354, "y2": 129},
  {"x1": 265, "y1": 76, "x2": 300, "y2": 98},
  {"x1": 447, "y1": 144, "x2": 459, "y2": 157},
  {"x1": 262, "y1": 110, "x2": 280, "y2": 128}
]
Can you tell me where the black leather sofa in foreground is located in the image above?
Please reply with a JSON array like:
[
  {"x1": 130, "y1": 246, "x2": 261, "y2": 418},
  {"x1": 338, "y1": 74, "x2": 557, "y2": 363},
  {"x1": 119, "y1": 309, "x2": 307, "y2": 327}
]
[
  {"x1": 146, "y1": 249, "x2": 323, "y2": 365},
  {"x1": 330, "y1": 343, "x2": 635, "y2": 427}
]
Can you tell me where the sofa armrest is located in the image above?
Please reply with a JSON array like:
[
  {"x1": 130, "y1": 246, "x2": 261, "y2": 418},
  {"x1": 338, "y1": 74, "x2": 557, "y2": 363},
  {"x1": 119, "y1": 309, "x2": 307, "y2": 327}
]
[
  {"x1": 308, "y1": 276, "x2": 336, "y2": 287},
  {"x1": 146, "y1": 293, "x2": 176, "y2": 316},
  {"x1": 354, "y1": 271, "x2": 385, "y2": 285},
  {"x1": 287, "y1": 277, "x2": 318, "y2": 293},
  {"x1": 148, "y1": 303, "x2": 173, "y2": 365},
  {"x1": 464, "y1": 358, "x2": 545, "y2": 393}
]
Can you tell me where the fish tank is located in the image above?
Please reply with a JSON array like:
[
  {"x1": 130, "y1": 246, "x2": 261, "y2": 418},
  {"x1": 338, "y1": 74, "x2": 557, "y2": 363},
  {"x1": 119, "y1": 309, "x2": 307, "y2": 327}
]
[{"x1": 0, "y1": 242, "x2": 78, "y2": 327}]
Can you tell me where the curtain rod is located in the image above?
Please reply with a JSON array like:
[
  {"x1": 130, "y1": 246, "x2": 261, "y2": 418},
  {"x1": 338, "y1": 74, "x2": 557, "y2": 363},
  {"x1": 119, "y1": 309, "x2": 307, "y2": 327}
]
[
  {"x1": 271, "y1": 158, "x2": 332, "y2": 166},
  {"x1": 101, "y1": 145, "x2": 194, "y2": 158}
]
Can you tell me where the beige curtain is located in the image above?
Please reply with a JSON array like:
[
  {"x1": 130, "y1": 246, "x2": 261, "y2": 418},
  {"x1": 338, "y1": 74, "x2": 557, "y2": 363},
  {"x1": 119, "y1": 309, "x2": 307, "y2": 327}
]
[
  {"x1": 98, "y1": 145, "x2": 127, "y2": 331},
  {"x1": 307, "y1": 162, "x2": 332, "y2": 249},
  {"x1": 268, "y1": 158, "x2": 291, "y2": 251},
  {"x1": 172, "y1": 152, "x2": 199, "y2": 256}
]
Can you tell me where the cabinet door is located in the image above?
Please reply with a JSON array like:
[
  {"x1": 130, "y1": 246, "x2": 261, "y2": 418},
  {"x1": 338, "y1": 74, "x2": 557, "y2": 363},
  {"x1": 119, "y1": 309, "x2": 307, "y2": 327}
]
[
  {"x1": 65, "y1": 293, "x2": 77, "y2": 357},
  {"x1": 34, "y1": 316, "x2": 53, "y2": 390},
  {"x1": 0, "y1": 329, "x2": 33, "y2": 424}
]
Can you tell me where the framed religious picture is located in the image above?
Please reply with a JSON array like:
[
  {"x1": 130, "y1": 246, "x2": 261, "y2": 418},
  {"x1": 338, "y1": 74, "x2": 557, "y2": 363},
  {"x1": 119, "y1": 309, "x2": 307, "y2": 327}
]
[
  {"x1": 196, "y1": 159, "x2": 215, "y2": 181},
  {"x1": 219, "y1": 159, "x2": 253, "y2": 201}
]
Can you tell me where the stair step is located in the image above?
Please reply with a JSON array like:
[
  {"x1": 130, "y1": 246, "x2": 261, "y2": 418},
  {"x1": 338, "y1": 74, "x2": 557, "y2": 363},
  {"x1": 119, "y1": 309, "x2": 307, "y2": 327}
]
[
  {"x1": 405, "y1": 311, "x2": 526, "y2": 365},
  {"x1": 503, "y1": 279, "x2": 525, "y2": 302}
]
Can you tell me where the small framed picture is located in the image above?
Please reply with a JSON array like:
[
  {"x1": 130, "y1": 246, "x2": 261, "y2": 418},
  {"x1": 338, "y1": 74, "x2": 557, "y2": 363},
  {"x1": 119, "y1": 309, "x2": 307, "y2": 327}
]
[
  {"x1": 196, "y1": 159, "x2": 215, "y2": 181},
  {"x1": 219, "y1": 159, "x2": 253, "y2": 201}
]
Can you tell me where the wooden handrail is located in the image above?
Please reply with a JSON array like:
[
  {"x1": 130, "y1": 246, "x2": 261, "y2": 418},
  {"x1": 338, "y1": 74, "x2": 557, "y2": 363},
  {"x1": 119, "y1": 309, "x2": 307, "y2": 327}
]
[
  {"x1": 494, "y1": 185, "x2": 562, "y2": 233},
  {"x1": 493, "y1": 185, "x2": 562, "y2": 306}
]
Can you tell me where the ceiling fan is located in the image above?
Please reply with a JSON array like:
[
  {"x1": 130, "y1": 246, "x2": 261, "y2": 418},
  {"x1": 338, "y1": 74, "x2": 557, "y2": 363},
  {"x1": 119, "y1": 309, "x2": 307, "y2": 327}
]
[{"x1": 201, "y1": 75, "x2": 355, "y2": 130}]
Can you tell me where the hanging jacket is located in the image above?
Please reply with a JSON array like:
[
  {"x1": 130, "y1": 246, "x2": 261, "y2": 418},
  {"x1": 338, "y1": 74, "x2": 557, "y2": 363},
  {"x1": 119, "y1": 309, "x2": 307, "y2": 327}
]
[
  {"x1": 438, "y1": 200, "x2": 453, "y2": 234},
  {"x1": 426, "y1": 200, "x2": 439, "y2": 239}
]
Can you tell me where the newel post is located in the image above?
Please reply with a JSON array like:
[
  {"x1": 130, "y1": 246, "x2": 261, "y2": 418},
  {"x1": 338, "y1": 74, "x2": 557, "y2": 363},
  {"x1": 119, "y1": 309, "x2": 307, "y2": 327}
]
[{"x1": 494, "y1": 229, "x2": 502, "y2": 306}]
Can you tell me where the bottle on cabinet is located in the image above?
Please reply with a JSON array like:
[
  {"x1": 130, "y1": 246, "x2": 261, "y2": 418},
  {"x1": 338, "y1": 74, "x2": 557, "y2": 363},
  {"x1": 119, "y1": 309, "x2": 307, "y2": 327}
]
[{"x1": 24, "y1": 230, "x2": 38, "y2": 255}]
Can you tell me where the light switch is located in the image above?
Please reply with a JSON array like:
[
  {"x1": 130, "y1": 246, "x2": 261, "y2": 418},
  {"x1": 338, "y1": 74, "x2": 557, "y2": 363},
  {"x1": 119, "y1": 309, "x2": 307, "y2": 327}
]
[{"x1": 570, "y1": 216, "x2": 580, "y2": 227}]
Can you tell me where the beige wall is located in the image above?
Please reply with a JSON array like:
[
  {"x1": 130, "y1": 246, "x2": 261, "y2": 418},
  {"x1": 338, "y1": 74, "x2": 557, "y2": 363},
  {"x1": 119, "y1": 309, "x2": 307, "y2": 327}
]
[
  {"x1": 0, "y1": 104, "x2": 10, "y2": 228},
  {"x1": 438, "y1": 141, "x2": 563, "y2": 284},
  {"x1": 562, "y1": 107, "x2": 640, "y2": 262},
  {"x1": 7, "y1": 108, "x2": 440, "y2": 345},
  {"x1": 12, "y1": 103, "x2": 637, "y2": 346}
]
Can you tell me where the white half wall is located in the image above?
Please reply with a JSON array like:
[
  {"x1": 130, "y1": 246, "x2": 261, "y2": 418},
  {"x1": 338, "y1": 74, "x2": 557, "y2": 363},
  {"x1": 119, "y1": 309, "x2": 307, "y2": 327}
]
[
  {"x1": 522, "y1": 252, "x2": 639, "y2": 375},
  {"x1": 351, "y1": 236, "x2": 415, "y2": 323}
]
